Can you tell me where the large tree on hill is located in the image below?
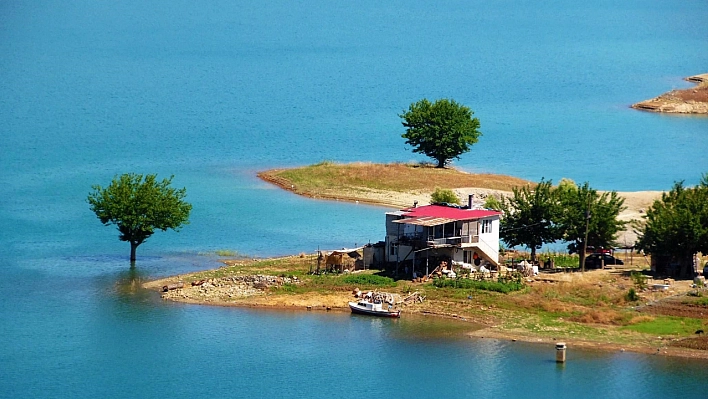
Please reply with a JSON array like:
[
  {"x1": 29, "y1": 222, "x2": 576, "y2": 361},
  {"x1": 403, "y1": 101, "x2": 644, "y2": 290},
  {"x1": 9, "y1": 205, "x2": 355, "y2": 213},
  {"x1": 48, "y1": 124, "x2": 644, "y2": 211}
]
[
  {"x1": 557, "y1": 181, "x2": 626, "y2": 270},
  {"x1": 88, "y1": 173, "x2": 192, "y2": 264},
  {"x1": 400, "y1": 98, "x2": 481, "y2": 168},
  {"x1": 500, "y1": 179, "x2": 561, "y2": 262},
  {"x1": 636, "y1": 175, "x2": 708, "y2": 278}
]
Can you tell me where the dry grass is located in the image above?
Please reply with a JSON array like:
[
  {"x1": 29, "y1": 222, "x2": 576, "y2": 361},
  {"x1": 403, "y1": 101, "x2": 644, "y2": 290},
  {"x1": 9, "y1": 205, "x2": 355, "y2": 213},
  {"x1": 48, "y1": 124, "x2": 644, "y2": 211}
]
[{"x1": 258, "y1": 162, "x2": 533, "y2": 198}]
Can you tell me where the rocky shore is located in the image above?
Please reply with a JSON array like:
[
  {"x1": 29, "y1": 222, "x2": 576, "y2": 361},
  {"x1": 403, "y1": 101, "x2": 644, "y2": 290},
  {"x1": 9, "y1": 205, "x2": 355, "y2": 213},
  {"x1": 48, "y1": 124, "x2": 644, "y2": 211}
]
[
  {"x1": 157, "y1": 274, "x2": 300, "y2": 302},
  {"x1": 632, "y1": 74, "x2": 708, "y2": 114}
]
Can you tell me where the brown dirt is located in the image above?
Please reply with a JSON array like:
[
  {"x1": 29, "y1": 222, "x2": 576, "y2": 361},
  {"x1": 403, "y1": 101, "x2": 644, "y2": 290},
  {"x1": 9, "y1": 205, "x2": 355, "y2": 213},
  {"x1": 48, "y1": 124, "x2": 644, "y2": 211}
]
[{"x1": 638, "y1": 295, "x2": 708, "y2": 319}]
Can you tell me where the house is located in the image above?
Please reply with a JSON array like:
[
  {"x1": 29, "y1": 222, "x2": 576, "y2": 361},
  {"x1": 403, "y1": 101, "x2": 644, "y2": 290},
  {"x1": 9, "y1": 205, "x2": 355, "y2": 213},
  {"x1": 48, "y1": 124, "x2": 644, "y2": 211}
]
[{"x1": 384, "y1": 203, "x2": 502, "y2": 277}]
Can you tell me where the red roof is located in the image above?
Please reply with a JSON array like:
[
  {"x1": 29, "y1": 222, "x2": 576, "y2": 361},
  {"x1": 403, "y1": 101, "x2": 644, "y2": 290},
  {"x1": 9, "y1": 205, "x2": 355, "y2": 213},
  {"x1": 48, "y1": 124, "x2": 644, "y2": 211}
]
[{"x1": 401, "y1": 205, "x2": 501, "y2": 220}]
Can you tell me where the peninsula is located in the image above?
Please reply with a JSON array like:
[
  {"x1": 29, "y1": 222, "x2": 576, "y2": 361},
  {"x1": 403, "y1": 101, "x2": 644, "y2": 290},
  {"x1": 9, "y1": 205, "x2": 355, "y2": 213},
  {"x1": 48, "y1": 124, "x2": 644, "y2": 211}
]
[{"x1": 632, "y1": 73, "x2": 708, "y2": 114}]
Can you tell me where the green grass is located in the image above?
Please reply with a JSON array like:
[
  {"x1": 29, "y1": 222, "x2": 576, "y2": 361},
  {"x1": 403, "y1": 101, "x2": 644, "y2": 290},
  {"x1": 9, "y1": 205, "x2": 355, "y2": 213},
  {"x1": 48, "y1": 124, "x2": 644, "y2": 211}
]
[
  {"x1": 214, "y1": 250, "x2": 238, "y2": 257},
  {"x1": 623, "y1": 316, "x2": 705, "y2": 336},
  {"x1": 432, "y1": 278, "x2": 524, "y2": 293},
  {"x1": 341, "y1": 274, "x2": 396, "y2": 287}
]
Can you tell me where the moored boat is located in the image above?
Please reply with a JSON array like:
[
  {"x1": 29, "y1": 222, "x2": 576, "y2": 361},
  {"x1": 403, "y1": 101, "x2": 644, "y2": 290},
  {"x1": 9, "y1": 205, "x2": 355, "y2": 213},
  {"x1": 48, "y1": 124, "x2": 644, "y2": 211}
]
[{"x1": 348, "y1": 300, "x2": 401, "y2": 318}]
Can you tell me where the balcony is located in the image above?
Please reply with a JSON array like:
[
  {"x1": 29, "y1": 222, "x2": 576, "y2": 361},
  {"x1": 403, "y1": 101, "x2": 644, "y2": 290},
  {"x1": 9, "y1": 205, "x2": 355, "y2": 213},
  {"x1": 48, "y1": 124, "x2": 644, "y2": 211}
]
[{"x1": 396, "y1": 233, "x2": 480, "y2": 248}]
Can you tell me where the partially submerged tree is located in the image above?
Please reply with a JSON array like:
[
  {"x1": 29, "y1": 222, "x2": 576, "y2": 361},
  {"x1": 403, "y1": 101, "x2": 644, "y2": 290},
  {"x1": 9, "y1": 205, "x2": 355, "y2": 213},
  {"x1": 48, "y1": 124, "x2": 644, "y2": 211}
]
[
  {"x1": 500, "y1": 179, "x2": 560, "y2": 262},
  {"x1": 400, "y1": 98, "x2": 481, "y2": 168},
  {"x1": 88, "y1": 173, "x2": 192, "y2": 264},
  {"x1": 430, "y1": 188, "x2": 460, "y2": 205},
  {"x1": 636, "y1": 175, "x2": 708, "y2": 278},
  {"x1": 557, "y1": 182, "x2": 626, "y2": 269}
]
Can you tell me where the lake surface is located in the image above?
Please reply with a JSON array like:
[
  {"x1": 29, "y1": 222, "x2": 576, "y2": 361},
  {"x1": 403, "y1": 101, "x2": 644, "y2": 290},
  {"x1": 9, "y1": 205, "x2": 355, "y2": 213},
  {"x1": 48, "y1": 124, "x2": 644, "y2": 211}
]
[{"x1": 1, "y1": 1, "x2": 707, "y2": 398}]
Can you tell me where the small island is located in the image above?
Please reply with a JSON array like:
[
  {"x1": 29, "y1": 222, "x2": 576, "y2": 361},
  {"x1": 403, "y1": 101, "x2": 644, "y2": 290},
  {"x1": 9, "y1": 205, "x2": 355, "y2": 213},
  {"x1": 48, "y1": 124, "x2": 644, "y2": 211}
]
[{"x1": 632, "y1": 74, "x2": 708, "y2": 114}]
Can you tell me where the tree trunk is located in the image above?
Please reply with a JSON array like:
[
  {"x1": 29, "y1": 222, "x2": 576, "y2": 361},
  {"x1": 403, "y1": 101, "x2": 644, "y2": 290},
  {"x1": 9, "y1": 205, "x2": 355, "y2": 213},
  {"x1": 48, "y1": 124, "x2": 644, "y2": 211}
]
[
  {"x1": 130, "y1": 242, "x2": 138, "y2": 263},
  {"x1": 579, "y1": 248, "x2": 586, "y2": 271},
  {"x1": 530, "y1": 247, "x2": 537, "y2": 263},
  {"x1": 436, "y1": 158, "x2": 446, "y2": 168}
]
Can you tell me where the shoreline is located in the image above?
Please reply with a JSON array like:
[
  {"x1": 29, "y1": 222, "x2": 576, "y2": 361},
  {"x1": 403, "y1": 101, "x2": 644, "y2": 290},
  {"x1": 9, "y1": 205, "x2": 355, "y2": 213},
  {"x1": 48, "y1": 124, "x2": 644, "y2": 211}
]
[
  {"x1": 143, "y1": 277, "x2": 708, "y2": 360},
  {"x1": 632, "y1": 73, "x2": 708, "y2": 114},
  {"x1": 143, "y1": 259, "x2": 708, "y2": 360}
]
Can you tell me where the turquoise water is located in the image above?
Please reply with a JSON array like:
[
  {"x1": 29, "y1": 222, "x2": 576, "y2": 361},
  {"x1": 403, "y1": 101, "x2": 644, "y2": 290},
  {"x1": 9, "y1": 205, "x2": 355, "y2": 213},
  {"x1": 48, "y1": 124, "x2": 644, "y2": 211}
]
[{"x1": 1, "y1": 1, "x2": 708, "y2": 398}]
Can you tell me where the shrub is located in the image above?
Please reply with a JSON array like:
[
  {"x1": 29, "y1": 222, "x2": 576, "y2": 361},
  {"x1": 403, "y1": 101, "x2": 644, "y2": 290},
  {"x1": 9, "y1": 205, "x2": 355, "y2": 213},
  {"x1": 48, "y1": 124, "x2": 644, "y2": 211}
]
[
  {"x1": 630, "y1": 271, "x2": 648, "y2": 290},
  {"x1": 625, "y1": 288, "x2": 639, "y2": 302},
  {"x1": 431, "y1": 188, "x2": 460, "y2": 205},
  {"x1": 342, "y1": 274, "x2": 396, "y2": 287},
  {"x1": 483, "y1": 196, "x2": 503, "y2": 210}
]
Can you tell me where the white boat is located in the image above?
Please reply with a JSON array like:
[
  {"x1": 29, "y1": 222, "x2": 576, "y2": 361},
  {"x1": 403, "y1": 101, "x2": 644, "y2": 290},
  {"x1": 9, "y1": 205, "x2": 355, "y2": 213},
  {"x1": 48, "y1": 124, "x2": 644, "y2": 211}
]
[{"x1": 348, "y1": 300, "x2": 401, "y2": 318}]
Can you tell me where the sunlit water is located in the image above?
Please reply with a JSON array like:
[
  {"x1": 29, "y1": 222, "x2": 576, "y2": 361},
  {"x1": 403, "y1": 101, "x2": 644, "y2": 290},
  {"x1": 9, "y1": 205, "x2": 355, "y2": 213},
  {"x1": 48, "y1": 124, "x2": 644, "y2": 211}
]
[{"x1": 1, "y1": 1, "x2": 708, "y2": 398}]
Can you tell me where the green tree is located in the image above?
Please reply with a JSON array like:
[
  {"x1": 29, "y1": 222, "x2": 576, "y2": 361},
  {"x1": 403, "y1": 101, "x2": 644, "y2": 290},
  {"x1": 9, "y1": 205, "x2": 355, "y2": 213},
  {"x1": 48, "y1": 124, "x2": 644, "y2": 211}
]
[
  {"x1": 430, "y1": 188, "x2": 460, "y2": 205},
  {"x1": 636, "y1": 175, "x2": 708, "y2": 278},
  {"x1": 500, "y1": 180, "x2": 560, "y2": 262},
  {"x1": 88, "y1": 173, "x2": 192, "y2": 264},
  {"x1": 483, "y1": 196, "x2": 503, "y2": 211},
  {"x1": 400, "y1": 98, "x2": 481, "y2": 168},
  {"x1": 557, "y1": 182, "x2": 626, "y2": 270}
]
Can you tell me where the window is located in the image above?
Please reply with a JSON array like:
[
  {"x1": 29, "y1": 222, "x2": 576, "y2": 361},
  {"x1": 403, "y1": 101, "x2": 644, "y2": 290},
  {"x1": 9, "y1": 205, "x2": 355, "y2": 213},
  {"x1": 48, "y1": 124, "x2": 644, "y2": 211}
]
[
  {"x1": 481, "y1": 219, "x2": 492, "y2": 234},
  {"x1": 390, "y1": 243, "x2": 398, "y2": 256}
]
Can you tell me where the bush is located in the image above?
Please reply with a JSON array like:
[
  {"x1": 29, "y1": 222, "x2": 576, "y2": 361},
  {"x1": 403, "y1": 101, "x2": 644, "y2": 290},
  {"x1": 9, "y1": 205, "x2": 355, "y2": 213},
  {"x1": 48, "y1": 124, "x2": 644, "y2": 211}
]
[
  {"x1": 432, "y1": 276, "x2": 524, "y2": 293},
  {"x1": 625, "y1": 288, "x2": 639, "y2": 302},
  {"x1": 431, "y1": 188, "x2": 460, "y2": 205},
  {"x1": 483, "y1": 196, "x2": 503, "y2": 210},
  {"x1": 342, "y1": 274, "x2": 396, "y2": 287},
  {"x1": 630, "y1": 271, "x2": 648, "y2": 290}
]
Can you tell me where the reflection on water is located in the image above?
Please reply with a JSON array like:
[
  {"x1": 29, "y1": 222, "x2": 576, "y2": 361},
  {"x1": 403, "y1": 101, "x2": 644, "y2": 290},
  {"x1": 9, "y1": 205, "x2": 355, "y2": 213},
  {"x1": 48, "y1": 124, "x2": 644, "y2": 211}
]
[{"x1": 387, "y1": 314, "x2": 484, "y2": 340}]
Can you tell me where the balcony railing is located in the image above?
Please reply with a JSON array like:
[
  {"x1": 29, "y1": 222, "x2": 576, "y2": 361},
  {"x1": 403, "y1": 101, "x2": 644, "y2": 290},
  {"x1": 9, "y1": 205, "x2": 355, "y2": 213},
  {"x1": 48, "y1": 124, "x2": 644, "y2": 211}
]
[
  {"x1": 396, "y1": 234, "x2": 480, "y2": 247},
  {"x1": 460, "y1": 235, "x2": 480, "y2": 244}
]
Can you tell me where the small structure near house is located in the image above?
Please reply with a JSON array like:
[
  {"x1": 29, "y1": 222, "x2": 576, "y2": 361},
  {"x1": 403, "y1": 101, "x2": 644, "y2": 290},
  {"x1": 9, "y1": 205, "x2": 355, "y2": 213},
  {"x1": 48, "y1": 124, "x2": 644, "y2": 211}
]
[
  {"x1": 383, "y1": 203, "x2": 502, "y2": 278},
  {"x1": 316, "y1": 247, "x2": 364, "y2": 273},
  {"x1": 650, "y1": 254, "x2": 697, "y2": 279}
]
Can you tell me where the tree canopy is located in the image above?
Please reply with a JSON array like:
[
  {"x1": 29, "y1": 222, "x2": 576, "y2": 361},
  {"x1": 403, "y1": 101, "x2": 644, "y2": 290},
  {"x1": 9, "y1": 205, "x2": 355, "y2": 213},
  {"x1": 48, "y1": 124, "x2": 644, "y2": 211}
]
[
  {"x1": 500, "y1": 180, "x2": 560, "y2": 262},
  {"x1": 636, "y1": 175, "x2": 708, "y2": 277},
  {"x1": 556, "y1": 182, "x2": 626, "y2": 269},
  {"x1": 498, "y1": 179, "x2": 626, "y2": 268},
  {"x1": 400, "y1": 98, "x2": 481, "y2": 168},
  {"x1": 88, "y1": 173, "x2": 192, "y2": 264},
  {"x1": 430, "y1": 188, "x2": 460, "y2": 205}
]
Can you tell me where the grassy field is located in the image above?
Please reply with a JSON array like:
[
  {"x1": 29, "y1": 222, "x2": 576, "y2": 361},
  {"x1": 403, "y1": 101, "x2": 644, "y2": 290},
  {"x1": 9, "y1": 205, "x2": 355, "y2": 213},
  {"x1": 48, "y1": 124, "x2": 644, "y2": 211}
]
[{"x1": 258, "y1": 161, "x2": 533, "y2": 197}]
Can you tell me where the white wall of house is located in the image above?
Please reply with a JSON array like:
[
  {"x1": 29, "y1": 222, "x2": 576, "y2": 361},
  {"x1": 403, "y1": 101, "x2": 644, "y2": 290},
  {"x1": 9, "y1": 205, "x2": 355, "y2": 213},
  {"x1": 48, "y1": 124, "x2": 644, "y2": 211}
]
[{"x1": 478, "y1": 217, "x2": 500, "y2": 251}]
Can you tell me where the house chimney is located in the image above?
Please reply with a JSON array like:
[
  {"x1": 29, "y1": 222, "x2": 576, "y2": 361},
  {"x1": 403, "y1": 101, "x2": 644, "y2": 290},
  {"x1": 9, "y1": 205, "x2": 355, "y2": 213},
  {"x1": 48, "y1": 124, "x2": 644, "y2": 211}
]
[{"x1": 468, "y1": 194, "x2": 474, "y2": 209}]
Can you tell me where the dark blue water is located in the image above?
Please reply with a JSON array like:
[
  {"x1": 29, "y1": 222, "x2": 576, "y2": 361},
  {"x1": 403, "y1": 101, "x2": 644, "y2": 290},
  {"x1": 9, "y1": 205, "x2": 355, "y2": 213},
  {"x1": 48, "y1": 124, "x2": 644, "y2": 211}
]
[{"x1": 1, "y1": 1, "x2": 708, "y2": 397}]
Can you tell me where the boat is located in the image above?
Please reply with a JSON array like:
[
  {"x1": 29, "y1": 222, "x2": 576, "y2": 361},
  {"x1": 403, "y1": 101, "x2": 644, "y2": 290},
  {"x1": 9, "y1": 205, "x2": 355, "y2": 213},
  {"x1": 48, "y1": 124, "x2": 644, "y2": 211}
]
[{"x1": 348, "y1": 300, "x2": 401, "y2": 318}]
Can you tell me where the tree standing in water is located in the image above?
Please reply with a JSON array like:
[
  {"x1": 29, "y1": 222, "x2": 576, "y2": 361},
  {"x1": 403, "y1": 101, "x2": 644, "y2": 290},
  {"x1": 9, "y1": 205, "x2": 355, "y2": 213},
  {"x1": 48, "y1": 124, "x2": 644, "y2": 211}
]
[{"x1": 88, "y1": 173, "x2": 192, "y2": 265}]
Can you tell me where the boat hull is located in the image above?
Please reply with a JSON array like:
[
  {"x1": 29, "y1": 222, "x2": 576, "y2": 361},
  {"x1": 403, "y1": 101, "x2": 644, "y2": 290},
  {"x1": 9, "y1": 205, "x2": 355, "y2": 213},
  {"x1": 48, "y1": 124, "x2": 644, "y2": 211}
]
[{"x1": 348, "y1": 302, "x2": 401, "y2": 318}]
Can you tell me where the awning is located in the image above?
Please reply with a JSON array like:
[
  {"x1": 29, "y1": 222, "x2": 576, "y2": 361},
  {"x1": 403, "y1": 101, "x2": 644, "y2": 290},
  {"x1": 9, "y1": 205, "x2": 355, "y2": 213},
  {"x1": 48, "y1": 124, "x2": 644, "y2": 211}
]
[{"x1": 392, "y1": 216, "x2": 456, "y2": 227}]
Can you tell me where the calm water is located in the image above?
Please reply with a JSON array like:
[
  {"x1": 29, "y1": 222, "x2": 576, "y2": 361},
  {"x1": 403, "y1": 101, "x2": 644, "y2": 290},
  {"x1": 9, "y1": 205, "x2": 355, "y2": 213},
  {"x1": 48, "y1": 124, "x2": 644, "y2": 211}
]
[{"x1": 1, "y1": 1, "x2": 708, "y2": 398}]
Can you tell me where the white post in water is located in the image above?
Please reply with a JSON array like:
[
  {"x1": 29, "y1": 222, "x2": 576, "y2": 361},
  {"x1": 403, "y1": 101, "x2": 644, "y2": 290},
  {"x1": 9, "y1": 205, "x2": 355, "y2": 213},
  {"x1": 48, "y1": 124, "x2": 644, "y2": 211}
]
[{"x1": 556, "y1": 342, "x2": 567, "y2": 363}]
